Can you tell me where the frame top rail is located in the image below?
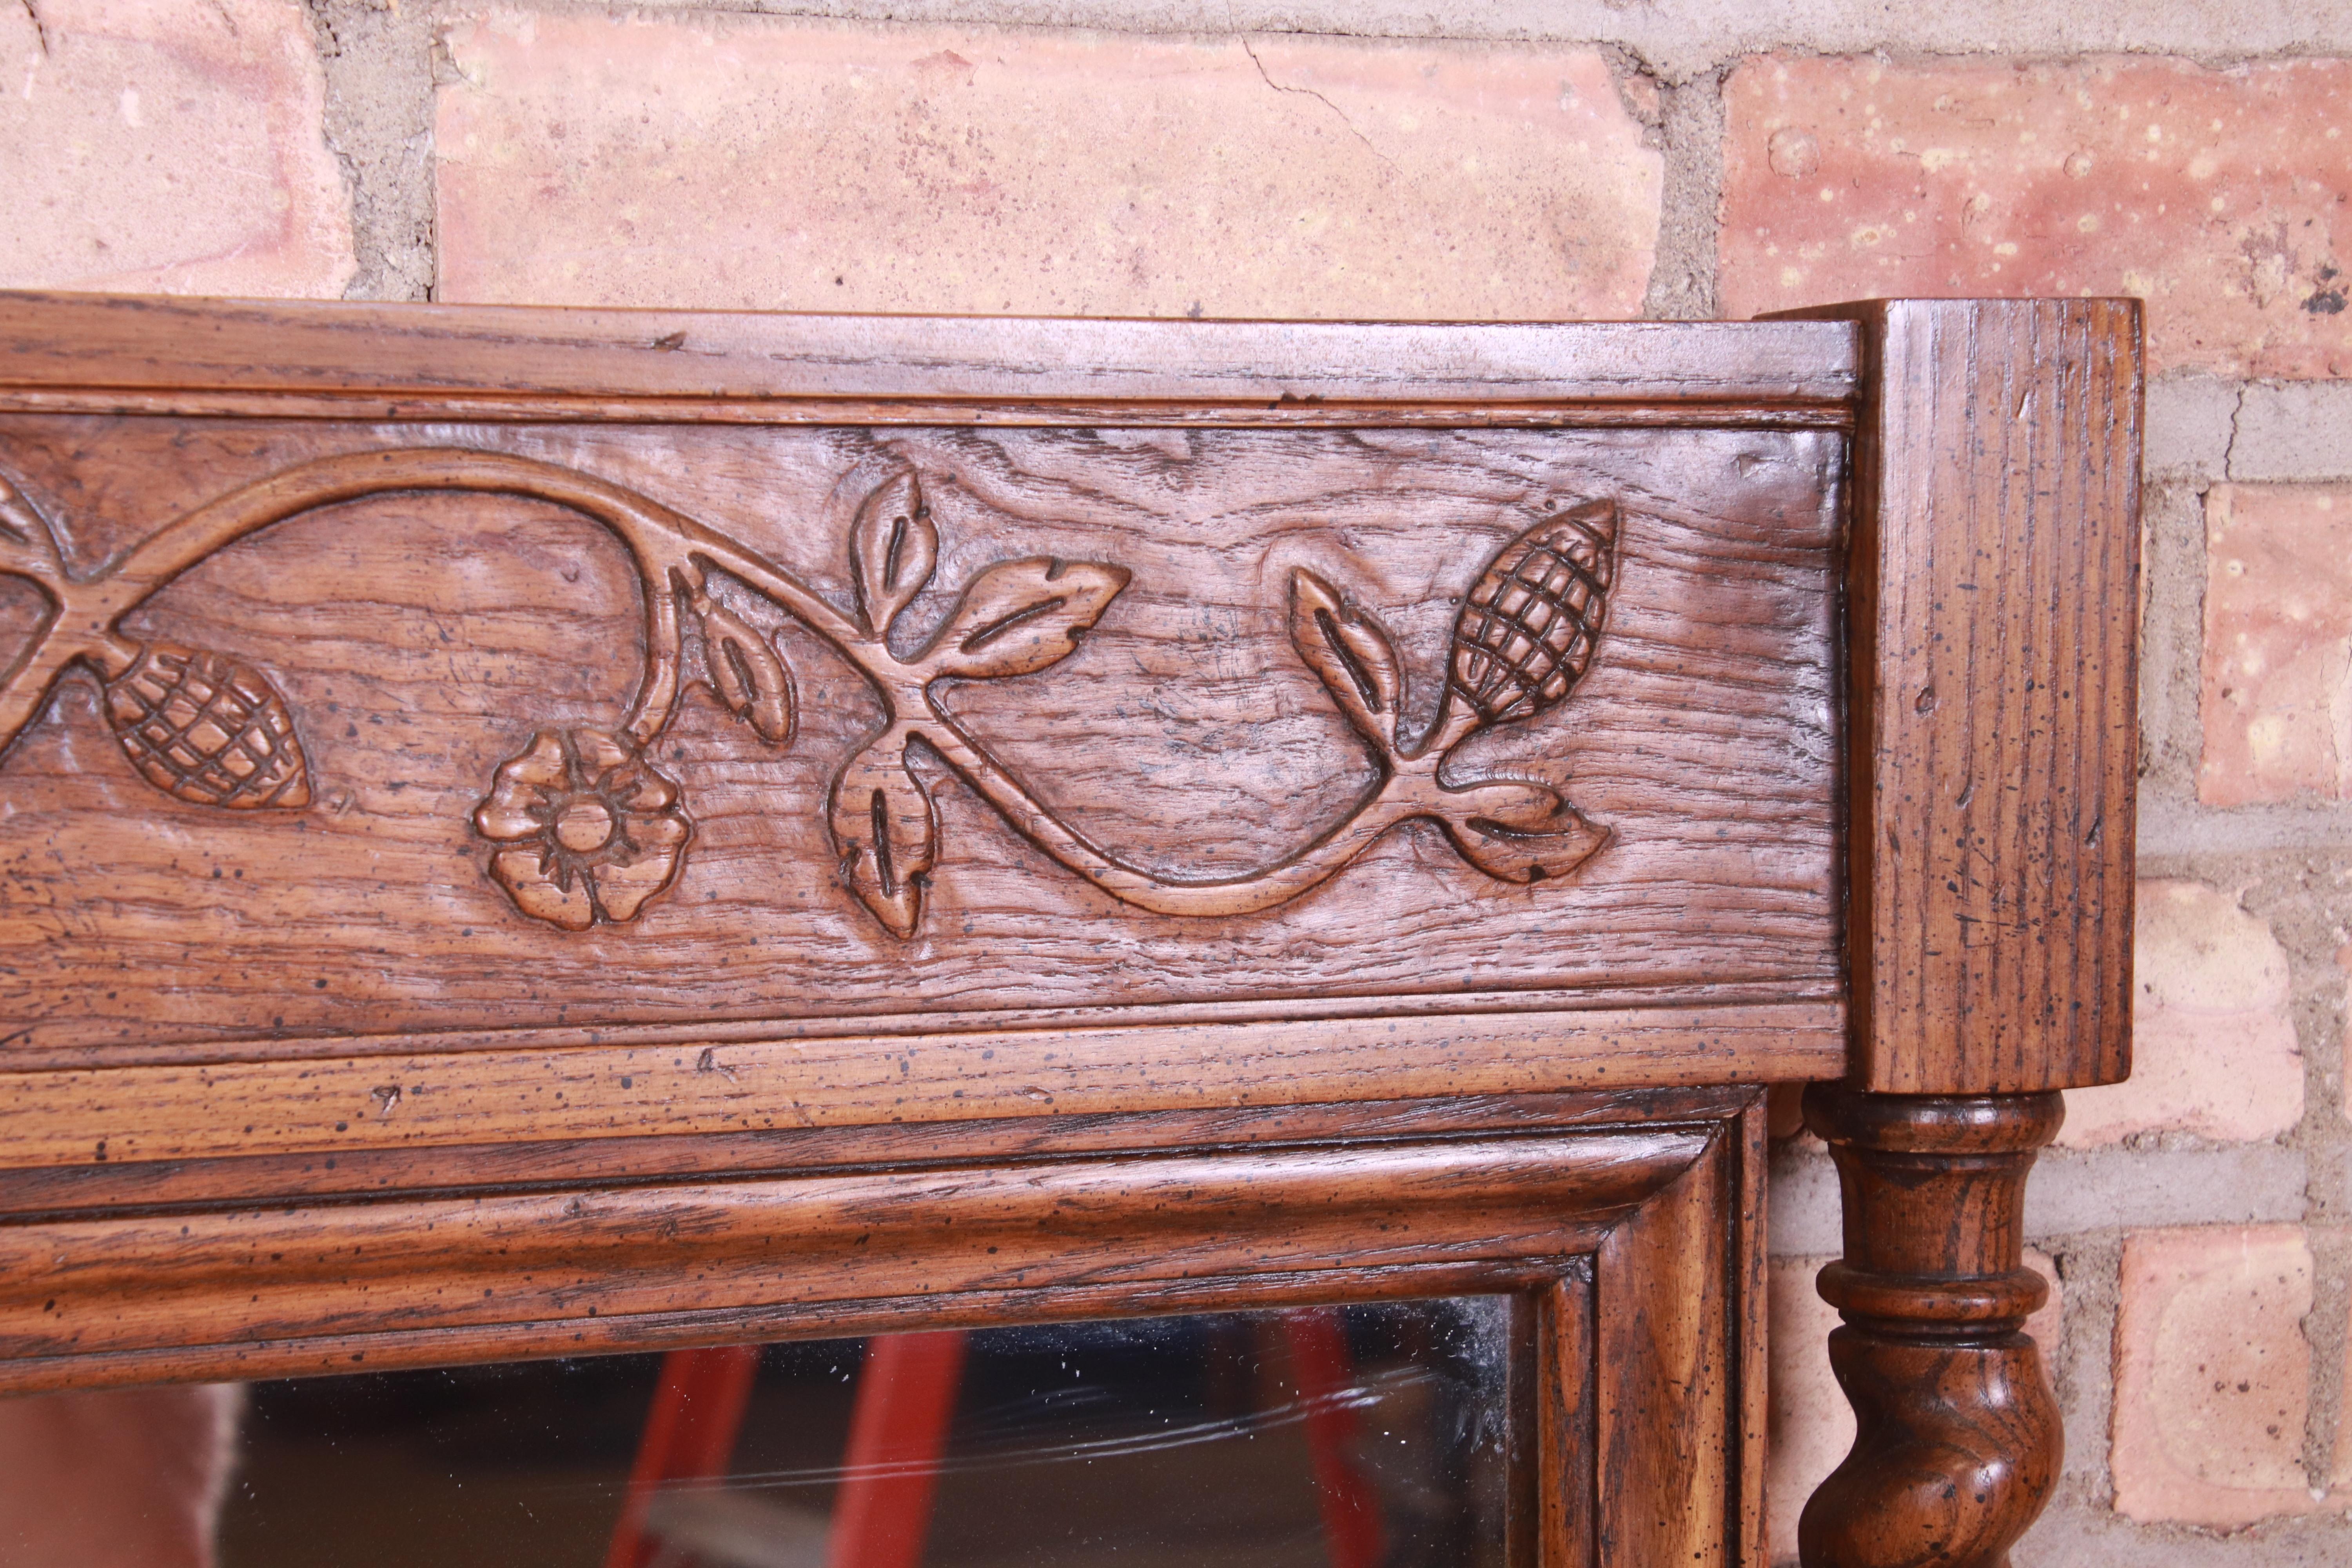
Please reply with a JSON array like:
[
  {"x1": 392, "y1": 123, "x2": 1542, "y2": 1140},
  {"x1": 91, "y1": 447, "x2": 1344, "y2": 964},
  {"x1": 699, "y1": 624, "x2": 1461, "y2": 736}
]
[{"x1": 0, "y1": 291, "x2": 1860, "y2": 406}]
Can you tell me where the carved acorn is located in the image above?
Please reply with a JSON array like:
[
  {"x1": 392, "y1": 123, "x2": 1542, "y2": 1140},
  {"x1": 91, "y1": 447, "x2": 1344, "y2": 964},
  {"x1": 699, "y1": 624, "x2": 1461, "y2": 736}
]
[
  {"x1": 1289, "y1": 498, "x2": 1622, "y2": 890},
  {"x1": 103, "y1": 641, "x2": 311, "y2": 809},
  {"x1": 1447, "y1": 498, "x2": 1618, "y2": 729}
]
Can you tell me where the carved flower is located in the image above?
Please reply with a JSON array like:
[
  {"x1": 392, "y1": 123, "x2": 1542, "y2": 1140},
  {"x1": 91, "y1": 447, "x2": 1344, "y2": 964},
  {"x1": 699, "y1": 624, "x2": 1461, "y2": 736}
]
[{"x1": 473, "y1": 728, "x2": 691, "y2": 930}]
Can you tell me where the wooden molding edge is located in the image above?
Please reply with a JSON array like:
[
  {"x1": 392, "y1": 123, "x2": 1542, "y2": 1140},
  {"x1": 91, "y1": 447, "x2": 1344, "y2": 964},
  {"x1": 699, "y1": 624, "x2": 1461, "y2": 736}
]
[
  {"x1": 0, "y1": 1001, "x2": 1842, "y2": 1169},
  {"x1": 0, "y1": 291, "x2": 1862, "y2": 405},
  {"x1": 0, "y1": 1100, "x2": 1766, "y2": 1565}
]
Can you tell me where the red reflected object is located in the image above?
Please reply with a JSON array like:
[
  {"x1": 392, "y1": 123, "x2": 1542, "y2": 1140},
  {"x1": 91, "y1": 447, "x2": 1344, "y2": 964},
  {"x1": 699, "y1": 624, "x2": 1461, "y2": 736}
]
[
  {"x1": 1283, "y1": 1308, "x2": 1387, "y2": 1568},
  {"x1": 605, "y1": 1344, "x2": 764, "y2": 1568},
  {"x1": 825, "y1": 1330, "x2": 969, "y2": 1568},
  {"x1": 609, "y1": 1319, "x2": 1377, "y2": 1568}
]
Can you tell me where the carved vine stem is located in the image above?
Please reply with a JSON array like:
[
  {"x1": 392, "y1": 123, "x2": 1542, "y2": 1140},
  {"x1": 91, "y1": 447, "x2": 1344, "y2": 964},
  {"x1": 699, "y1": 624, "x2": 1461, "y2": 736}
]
[{"x1": 0, "y1": 448, "x2": 1619, "y2": 936}]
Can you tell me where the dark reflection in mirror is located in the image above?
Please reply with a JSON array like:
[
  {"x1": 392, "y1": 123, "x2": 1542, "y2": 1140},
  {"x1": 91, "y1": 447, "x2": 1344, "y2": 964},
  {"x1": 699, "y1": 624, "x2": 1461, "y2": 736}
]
[{"x1": 216, "y1": 1298, "x2": 1514, "y2": 1568}]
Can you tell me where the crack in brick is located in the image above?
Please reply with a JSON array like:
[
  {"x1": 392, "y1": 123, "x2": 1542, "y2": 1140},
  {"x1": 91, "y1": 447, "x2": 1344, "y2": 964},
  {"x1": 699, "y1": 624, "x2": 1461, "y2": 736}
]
[
  {"x1": 19, "y1": 0, "x2": 47, "y2": 56},
  {"x1": 2225, "y1": 384, "x2": 2249, "y2": 481},
  {"x1": 1241, "y1": 39, "x2": 1396, "y2": 172}
]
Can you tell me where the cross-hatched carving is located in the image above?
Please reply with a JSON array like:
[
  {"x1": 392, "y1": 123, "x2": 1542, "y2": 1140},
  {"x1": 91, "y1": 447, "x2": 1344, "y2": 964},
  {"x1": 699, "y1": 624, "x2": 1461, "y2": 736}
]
[
  {"x1": 102, "y1": 642, "x2": 311, "y2": 809},
  {"x1": 1448, "y1": 500, "x2": 1617, "y2": 728}
]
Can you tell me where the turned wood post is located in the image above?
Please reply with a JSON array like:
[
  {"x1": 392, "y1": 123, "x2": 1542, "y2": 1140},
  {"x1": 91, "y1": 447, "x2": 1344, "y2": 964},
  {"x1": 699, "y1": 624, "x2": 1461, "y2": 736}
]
[
  {"x1": 1800, "y1": 1088, "x2": 2064, "y2": 1567},
  {"x1": 1785, "y1": 299, "x2": 2144, "y2": 1567}
]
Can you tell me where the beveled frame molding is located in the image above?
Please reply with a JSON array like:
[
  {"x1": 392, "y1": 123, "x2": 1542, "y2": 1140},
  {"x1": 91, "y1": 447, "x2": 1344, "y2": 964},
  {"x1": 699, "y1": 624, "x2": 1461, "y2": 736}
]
[{"x1": 0, "y1": 1088, "x2": 1768, "y2": 1568}]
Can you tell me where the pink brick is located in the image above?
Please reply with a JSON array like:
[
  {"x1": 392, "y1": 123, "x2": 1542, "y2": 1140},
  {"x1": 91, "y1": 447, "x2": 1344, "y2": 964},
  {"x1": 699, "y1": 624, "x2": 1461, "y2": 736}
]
[
  {"x1": 2114, "y1": 1225, "x2": 2316, "y2": 1526},
  {"x1": 2060, "y1": 880, "x2": 2302, "y2": 1147},
  {"x1": 2204, "y1": 485, "x2": 2352, "y2": 806},
  {"x1": 1768, "y1": 1251, "x2": 2060, "y2": 1562},
  {"x1": 0, "y1": 0, "x2": 354, "y2": 296},
  {"x1": 1722, "y1": 56, "x2": 2352, "y2": 377},
  {"x1": 435, "y1": 16, "x2": 1660, "y2": 319}
]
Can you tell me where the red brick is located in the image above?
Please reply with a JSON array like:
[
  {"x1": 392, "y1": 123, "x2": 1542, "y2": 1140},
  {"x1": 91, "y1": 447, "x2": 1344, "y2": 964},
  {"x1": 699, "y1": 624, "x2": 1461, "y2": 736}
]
[
  {"x1": 435, "y1": 16, "x2": 1660, "y2": 318},
  {"x1": 1768, "y1": 1250, "x2": 2060, "y2": 1561},
  {"x1": 2061, "y1": 880, "x2": 2302, "y2": 1146},
  {"x1": 1722, "y1": 56, "x2": 2352, "y2": 377},
  {"x1": 0, "y1": 1383, "x2": 240, "y2": 1565},
  {"x1": 2203, "y1": 485, "x2": 2352, "y2": 805},
  {"x1": 0, "y1": 0, "x2": 354, "y2": 296},
  {"x1": 2114, "y1": 1225, "x2": 2317, "y2": 1526}
]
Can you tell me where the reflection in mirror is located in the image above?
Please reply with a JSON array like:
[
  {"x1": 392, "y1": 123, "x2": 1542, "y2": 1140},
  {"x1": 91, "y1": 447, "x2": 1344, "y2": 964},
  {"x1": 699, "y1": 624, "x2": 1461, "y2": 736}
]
[{"x1": 199, "y1": 1298, "x2": 1512, "y2": 1567}]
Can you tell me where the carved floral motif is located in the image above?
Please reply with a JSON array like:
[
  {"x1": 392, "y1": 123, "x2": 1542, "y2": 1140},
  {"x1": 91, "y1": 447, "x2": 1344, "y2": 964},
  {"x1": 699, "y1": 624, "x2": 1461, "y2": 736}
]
[
  {"x1": 804, "y1": 466, "x2": 1132, "y2": 935},
  {"x1": 0, "y1": 448, "x2": 1622, "y2": 937},
  {"x1": 474, "y1": 728, "x2": 691, "y2": 931}
]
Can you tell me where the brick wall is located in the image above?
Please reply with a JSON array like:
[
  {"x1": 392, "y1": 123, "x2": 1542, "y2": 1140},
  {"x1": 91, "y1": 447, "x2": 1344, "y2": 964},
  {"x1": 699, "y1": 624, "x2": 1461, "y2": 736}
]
[{"x1": 5, "y1": 0, "x2": 2351, "y2": 1561}]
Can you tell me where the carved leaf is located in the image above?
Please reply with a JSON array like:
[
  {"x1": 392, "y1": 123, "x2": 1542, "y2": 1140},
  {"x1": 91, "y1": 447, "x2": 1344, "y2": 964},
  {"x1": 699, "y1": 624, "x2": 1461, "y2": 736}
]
[
  {"x1": 828, "y1": 738, "x2": 939, "y2": 938},
  {"x1": 848, "y1": 470, "x2": 938, "y2": 639},
  {"x1": 924, "y1": 557, "x2": 1131, "y2": 679},
  {"x1": 0, "y1": 470, "x2": 63, "y2": 584},
  {"x1": 103, "y1": 641, "x2": 311, "y2": 809},
  {"x1": 1449, "y1": 498, "x2": 1619, "y2": 729},
  {"x1": 1289, "y1": 569, "x2": 1404, "y2": 749},
  {"x1": 698, "y1": 599, "x2": 795, "y2": 745},
  {"x1": 1434, "y1": 779, "x2": 1608, "y2": 886}
]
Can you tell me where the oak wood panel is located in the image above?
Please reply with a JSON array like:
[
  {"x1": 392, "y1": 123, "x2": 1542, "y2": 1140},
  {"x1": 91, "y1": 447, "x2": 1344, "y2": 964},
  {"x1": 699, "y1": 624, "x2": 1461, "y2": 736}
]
[
  {"x1": 0, "y1": 1084, "x2": 1762, "y2": 1218},
  {"x1": 0, "y1": 392, "x2": 1855, "y2": 430},
  {"x1": 1786, "y1": 298, "x2": 2140, "y2": 1094},
  {"x1": 1532, "y1": 1277, "x2": 1597, "y2": 1568},
  {"x1": 0, "y1": 293, "x2": 2149, "y2": 1568},
  {"x1": 0, "y1": 1260, "x2": 1530, "y2": 1398},
  {"x1": 0, "y1": 291, "x2": 1861, "y2": 407},
  {"x1": 0, "y1": 1008, "x2": 1827, "y2": 1174},
  {"x1": 0, "y1": 416, "x2": 1840, "y2": 1075},
  {"x1": 0, "y1": 1120, "x2": 1708, "y2": 1385},
  {"x1": 1596, "y1": 1110, "x2": 1740, "y2": 1568}
]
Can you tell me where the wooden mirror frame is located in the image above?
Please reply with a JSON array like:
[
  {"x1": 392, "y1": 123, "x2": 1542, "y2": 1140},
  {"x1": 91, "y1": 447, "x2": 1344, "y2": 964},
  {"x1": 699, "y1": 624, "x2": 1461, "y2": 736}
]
[{"x1": 0, "y1": 292, "x2": 2139, "y2": 1568}]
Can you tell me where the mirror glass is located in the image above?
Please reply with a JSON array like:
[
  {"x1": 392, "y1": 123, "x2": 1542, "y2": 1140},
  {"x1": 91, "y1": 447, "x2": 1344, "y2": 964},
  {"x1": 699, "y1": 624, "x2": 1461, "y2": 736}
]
[{"x1": 191, "y1": 1296, "x2": 1517, "y2": 1567}]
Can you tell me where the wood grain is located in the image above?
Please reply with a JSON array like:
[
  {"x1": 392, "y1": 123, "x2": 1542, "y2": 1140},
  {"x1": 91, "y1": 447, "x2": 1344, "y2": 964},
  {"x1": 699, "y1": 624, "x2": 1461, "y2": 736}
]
[
  {"x1": 0, "y1": 1083, "x2": 1762, "y2": 1218},
  {"x1": 0, "y1": 415, "x2": 1840, "y2": 1065},
  {"x1": 0, "y1": 294, "x2": 2144, "y2": 1568},
  {"x1": 0, "y1": 1111, "x2": 1729, "y2": 1377},
  {"x1": 0, "y1": 291, "x2": 1860, "y2": 407},
  {"x1": 1735, "y1": 1094, "x2": 1769, "y2": 1566},
  {"x1": 1532, "y1": 1274, "x2": 1596, "y2": 1568},
  {"x1": 0, "y1": 1001, "x2": 1836, "y2": 1170},
  {"x1": 0, "y1": 1096, "x2": 1764, "y2": 1567},
  {"x1": 0, "y1": 1260, "x2": 1525, "y2": 1396},
  {"x1": 1800, "y1": 1087, "x2": 2065, "y2": 1568},
  {"x1": 0, "y1": 1130, "x2": 1691, "y2": 1361},
  {"x1": 1596, "y1": 1109, "x2": 1738, "y2": 1568},
  {"x1": 0, "y1": 392, "x2": 1855, "y2": 430},
  {"x1": 1784, "y1": 298, "x2": 2141, "y2": 1094}
]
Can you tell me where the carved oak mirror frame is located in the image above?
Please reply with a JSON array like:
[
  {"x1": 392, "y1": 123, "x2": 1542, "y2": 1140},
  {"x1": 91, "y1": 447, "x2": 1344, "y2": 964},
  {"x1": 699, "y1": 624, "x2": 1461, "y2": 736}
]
[{"x1": 0, "y1": 293, "x2": 2138, "y2": 1567}]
